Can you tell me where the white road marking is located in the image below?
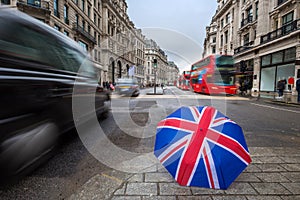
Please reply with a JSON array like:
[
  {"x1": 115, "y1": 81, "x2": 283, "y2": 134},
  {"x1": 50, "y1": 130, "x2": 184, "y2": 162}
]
[{"x1": 251, "y1": 103, "x2": 300, "y2": 114}]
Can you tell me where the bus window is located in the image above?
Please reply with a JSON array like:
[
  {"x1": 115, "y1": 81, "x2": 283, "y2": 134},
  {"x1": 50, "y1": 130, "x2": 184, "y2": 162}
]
[{"x1": 214, "y1": 74, "x2": 235, "y2": 85}]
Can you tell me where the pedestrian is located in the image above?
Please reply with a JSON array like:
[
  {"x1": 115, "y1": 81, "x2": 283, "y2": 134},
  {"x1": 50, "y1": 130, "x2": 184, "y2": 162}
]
[
  {"x1": 296, "y1": 78, "x2": 300, "y2": 103},
  {"x1": 109, "y1": 82, "x2": 115, "y2": 91},
  {"x1": 277, "y1": 80, "x2": 285, "y2": 97}
]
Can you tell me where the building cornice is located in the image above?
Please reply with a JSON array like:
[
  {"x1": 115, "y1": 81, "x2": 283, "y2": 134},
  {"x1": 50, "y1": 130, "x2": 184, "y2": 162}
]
[{"x1": 213, "y1": 0, "x2": 233, "y2": 19}]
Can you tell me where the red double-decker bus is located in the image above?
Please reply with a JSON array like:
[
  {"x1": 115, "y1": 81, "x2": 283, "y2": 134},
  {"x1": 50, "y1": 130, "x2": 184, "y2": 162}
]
[
  {"x1": 178, "y1": 71, "x2": 190, "y2": 90},
  {"x1": 190, "y1": 55, "x2": 236, "y2": 95}
]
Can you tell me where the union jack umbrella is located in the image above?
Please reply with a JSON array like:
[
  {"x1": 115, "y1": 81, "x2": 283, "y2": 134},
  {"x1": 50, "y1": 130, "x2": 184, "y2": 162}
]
[{"x1": 154, "y1": 106, "x2": 251, "y2": 189}]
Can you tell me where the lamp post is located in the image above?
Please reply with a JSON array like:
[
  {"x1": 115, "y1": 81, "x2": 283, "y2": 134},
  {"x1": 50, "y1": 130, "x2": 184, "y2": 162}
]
[{"x1": 153, "y1": 59, "x2": 157, "y2": 94}]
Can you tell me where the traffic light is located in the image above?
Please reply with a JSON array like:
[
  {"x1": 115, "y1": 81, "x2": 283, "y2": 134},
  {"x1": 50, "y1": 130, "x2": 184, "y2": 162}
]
[{"x1": 153, "y1": 59, "x2": 157, "y2": 68}]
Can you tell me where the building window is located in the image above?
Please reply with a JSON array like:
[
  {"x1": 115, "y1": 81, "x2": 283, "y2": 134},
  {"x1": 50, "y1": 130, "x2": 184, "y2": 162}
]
[
  {"x1": 82, "y1": 0, "x2": 85, "y2": 11},
  {"x1": 226, "y1": 13, "x2": 230, "y2": 24},
  {"x1": 88, "y1": 6, "x2": 91, "y2": 18},
  {"x1": 54, "y1": 0, "x2": 59, "y2": 17},
  {"x1": 247, "y1": 6, "x2": 253, "y2": 23},
  {"x1": 260, "y1": 47, "x2": 296, "y2": 91},
  {"x1": 282, "y1": 11, "x2": 294, "y2": 25},
  {"x1": 78, "y1": 40, "x2": 88, "y2": 51},
  {"x1": 255, "y1": 1, "x2": 259, "y2": 20},
  {"x1": 221, "y1": 19, "x2": 224, "y2": 28},
  {"x1": 27, "y1": 0, "x2": 41, "y2": 7},
  {"x1": 284, "y1": 47, "x2": 296, "y2": 62},
  {"x1": 243, "y1": 33, "x2": 250, "y2": 46},
  {"x1": 64, "y1": 5, "x2": 69, "y2": 24},
  {"x1": 82, "y1": 20, "x2": 85, "y2": 30},
  {"x1": 64, "y1": 31, "x2": 69, "y2": 36},
  {"x1": 212, "y1": 37, "x2": 216, "y2": 43},
  {"x1": 54, "y1": 25, "x2": 60, "y2": 31},
  {"x1": 1, "y1": 0, "x2": 11, "y2": 5},
  {"x1": 220, "y1": 35, "x2": 223, "y2": 46},
  {"x1": 94, "y1": 49, "x2": 97, "y2": 61},
  {"x1": 212, "y1": 46, "x2": 216, "y2": 54},
  {"x1": 224, "y1": 31, "x2": 228, "y2": 44},
  {"x1": 94, "y1": 14, "x2": 97, "y2": 24},
  {"x1": 272, "y1": 51, "x2": 283, "y2": 64},
  {"x1": 75, "y1": 14, "x2": 79, "y2": 26}
]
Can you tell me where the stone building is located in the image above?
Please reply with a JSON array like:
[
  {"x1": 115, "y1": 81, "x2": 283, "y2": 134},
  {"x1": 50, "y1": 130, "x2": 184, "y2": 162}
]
[
  {"x1": 133, "y1": 29, "x2": 146, "y2": 84},
  {"x1": 13, "y1": 0, "x2": 104, "y2": 82},
  {"x1": 99, "y1": 0, "x2": 146, "y2": 84},
  {"x1": 144, "y1": 39, "x2": 169, "y2": 86},
  {"x1": 203, "y1": 0, "x2": 300, "y2": 97},
  {"x1": 167, "y1": 61, "x2": 180, "y2": 86},
  {"x1": 2, "y1": 0, "x2": 181, "y2": 87},
  {"x1": 3, "y1": 0, "x2": 146, "y2": 85},
  {"x1": 203, "y1": 0, "x2": 236, "y2": 57}
]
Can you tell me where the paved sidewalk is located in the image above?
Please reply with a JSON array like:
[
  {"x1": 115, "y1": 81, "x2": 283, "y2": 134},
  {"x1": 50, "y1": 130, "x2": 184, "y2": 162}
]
[
  {"x1": 258, "y1": 93, "x2": 300, "y2": 107},
  {"x1": 69, "y1": 147, "x2": 300, "y2": 200}
]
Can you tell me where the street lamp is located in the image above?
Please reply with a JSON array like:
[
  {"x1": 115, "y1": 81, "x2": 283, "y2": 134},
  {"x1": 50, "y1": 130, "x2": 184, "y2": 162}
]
[{"x1": 153, "y1": 59, "x2": 158, "y2": 94}]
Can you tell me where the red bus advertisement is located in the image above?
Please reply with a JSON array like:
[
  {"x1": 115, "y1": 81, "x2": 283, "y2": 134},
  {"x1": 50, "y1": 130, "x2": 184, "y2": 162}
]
[
  {"x1": 190, "y1": 55, "x2": 236, "y2": 95},
  {"x1": 178, "y1": 71, "x2": 190, "y2": 90}
]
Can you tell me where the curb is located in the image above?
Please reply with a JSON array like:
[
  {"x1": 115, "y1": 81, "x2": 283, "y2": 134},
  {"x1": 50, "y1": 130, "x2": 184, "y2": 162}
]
[{"x1": 264, "y1": 100, "x2": 300, "y2": 107}]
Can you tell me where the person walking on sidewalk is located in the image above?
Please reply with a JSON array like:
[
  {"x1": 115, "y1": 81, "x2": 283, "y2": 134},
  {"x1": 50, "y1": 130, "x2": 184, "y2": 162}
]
[
  {"x1": 277, "y1": 80, "x2": 285, "y2": 97},
  {"x1": 296, "y1": 78, "x2": 300, "y2": 103}
]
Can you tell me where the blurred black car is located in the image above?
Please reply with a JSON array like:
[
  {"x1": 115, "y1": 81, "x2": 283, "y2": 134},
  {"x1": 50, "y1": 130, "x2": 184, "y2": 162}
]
[
  {"x1": 115, "y1": 78, "x2": 140, "y2": 97},
  {"x1": 0, "y1": 8, "x2": 110, "y2": 183}
]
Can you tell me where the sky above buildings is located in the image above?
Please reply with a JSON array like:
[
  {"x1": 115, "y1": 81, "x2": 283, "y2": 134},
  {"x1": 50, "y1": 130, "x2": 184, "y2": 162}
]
[{"x1": 126, "y1": 0, "x2": 217, "y2": 72}]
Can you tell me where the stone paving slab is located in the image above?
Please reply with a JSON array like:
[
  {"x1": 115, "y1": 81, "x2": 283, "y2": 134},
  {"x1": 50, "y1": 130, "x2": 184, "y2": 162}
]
[
  {"x1": 69, "y1": 147, "x2": 300, "y2": 199},
  {"x1": 68, "y1": 173, "x2": 123, "y2": 200}
]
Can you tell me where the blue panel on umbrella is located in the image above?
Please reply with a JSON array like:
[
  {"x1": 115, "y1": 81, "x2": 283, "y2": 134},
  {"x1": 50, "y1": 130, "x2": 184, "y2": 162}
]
[
  {"x1": 163, "y1": 149, "x2": 184, "y2": 178},
  {"x1": 154, "y1": 128, "x2": 190, "y2": 157},
  {"x1": 212, "y1": 123, "x2": 249, "y2": 151}
]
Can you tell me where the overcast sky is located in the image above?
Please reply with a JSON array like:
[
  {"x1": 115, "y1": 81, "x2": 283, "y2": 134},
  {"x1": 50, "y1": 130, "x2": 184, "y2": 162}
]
[{"x1": 126, "y1": 0, "x2": 217, "y2": 72}]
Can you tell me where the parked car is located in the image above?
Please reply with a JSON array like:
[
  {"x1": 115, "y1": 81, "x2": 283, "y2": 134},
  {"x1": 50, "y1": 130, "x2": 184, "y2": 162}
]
[
  {"x1": 0, "y1": 8, "x2": 110, "y2": 184},
  {"x1": 115, "y1": 78, "x2": 140, "y2": 97}
]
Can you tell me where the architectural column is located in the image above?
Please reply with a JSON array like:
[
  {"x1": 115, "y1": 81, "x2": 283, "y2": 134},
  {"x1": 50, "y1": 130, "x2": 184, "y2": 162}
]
[
  {"x1": 294, "y1": 44, "x2": 300, "y2": 93},
  {"x1": 252, "y1": 56, "x2": 261, "y2": 97}
]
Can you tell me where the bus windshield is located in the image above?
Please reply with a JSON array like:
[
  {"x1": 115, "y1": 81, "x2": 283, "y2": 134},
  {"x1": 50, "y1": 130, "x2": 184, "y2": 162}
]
[
  {"x1": 216, "y1": 56, "x2": 235, "y2": 70},
  {"x1": 212, "y1": 73, "x2": 235, "y2": 86}
]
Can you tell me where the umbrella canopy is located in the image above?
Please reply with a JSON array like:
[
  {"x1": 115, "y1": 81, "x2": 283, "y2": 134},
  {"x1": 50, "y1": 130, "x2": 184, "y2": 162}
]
[{"x1": 154, "y1": 106, "x2": 251, "y2": 189}]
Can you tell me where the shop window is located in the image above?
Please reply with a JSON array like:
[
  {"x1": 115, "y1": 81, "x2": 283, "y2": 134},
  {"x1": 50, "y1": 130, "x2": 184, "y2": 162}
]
[
  {"x1": 284, "y1": 47, "x2": 296, "y2": 62},
  {"x1": 261, "y1": 55, "x2": 271, "y2": 66},
  {"x1": 1, "y1": 0, "x2": 10, "y2": 4},
  {"x1": 261, "y1": 67, "x2": 276, "y2": 91},
  {"x1": 271, "y1": 51, "x2": 283, "y2": 64},
  {"x1": 276, "y1": 64, "x2": 295, "y2": 90}
]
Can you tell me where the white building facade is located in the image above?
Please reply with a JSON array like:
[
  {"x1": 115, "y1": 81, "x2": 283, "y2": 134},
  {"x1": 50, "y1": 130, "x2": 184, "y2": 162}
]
[{"x1": 203, "y1": 0, "x2": 300, "y2": 97}]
